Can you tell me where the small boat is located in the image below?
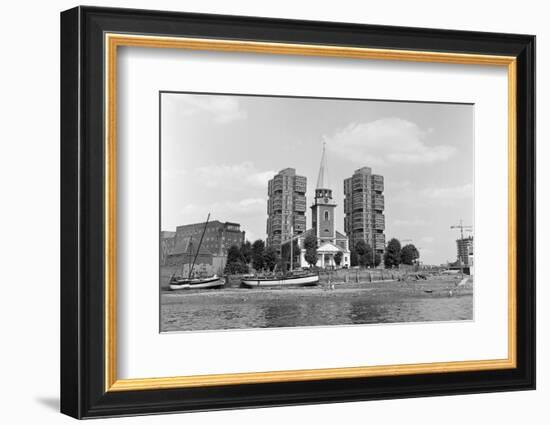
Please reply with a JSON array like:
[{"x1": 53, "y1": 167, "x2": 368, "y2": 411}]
[
  {"x1": 170, "y1": 275, "x2": 224, "y2": 290},
  {"x1": 242, "y1": 222, "x2": 319, "y2": 288},
  {"x1": 241, "y1": 272, "x2": 319, "y2": 288},
  {"x1": 169, "y1": 213, "x2": 225, "y2": 291}
]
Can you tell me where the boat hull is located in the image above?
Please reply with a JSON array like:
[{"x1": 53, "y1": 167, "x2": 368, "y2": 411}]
[
  {"x1": 241, "y1": 274, "x2": 319, "y2": 288},
  {"x1": 169, "y1": 276, "x2": 224, "y2": 290}
]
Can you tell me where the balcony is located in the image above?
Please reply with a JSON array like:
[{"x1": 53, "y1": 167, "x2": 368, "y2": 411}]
[
  {"x1": 372, "y1": 194, "x2": 384, "y2": 210},
  {"x1": 352, "y1": 222, "x2": 364, "y2": 232},
  {"x1": 271, "y1": 223, "x2": 282, "y2": 232},
  {"x1": 352, "y1": 193, "x2": 364, "y2": 204},
  {"x1": 293, "y1": 214, "x2": 306, "y2": 222},
  {"x1": 271, "y1": 198, "x2": 283, "y2": 210},
  {"x1": 272, "y1": 180, "x2": 283, "y2": 192},
  {"x1": 372, "y1": 183, "x2": 384, "y2": 192},
  {"x1": 375, "y1": 233, "x2": 385, "y2": 243},
  {"x1": 293, "y1": 196, "x2": 306, "y2": 212},
  {"x1": 294, "y1": 183, "x2": 307, "y2": 194},
  {"x1": 374, "y1": 221, "x2": 385, "y2": 230}
]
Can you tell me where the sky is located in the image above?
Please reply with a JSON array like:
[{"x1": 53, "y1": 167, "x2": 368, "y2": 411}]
[{"x1": 161, "y1": 92, "x2": 474, "y2": 265}]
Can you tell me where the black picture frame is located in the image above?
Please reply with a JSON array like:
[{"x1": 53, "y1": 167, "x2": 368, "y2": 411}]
[{"x1": 61, "y1": 5, "x2": 535, "y2": 419}]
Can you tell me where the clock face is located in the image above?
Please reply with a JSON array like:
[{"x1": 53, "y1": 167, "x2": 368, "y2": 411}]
[{"x1": 324, "y1": 197, "x2": 329, "y2": 203}]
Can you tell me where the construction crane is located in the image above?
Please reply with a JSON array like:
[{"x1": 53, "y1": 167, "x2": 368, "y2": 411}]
[{"x1": 450, "y1": 219, "x2": 473, "y2": 241}]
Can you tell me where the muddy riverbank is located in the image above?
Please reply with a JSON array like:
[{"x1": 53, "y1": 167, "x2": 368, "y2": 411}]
[{"x1": 160, "y1": 276, "x2": 473, "y2": 332}]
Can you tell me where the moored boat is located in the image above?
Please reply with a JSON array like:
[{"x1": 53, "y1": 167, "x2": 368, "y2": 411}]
[
  {"x1": 169, "y1": 275, "x2": 224, "y2": 290},
  {"x1": 241, "y1": 272, "x2": 319, "y2": 288},
  {"x1": 169, "y1": 213, "x2": 225, "y2": 291}
]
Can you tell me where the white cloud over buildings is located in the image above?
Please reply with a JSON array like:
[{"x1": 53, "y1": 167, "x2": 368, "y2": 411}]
[
  {"x1": 196, "y1": 161, "x2": 274, "y2": 189},
  {"x1": 326, "y1": 118, "x2": 456, "y2": 166},
  {"x1": 173, "y1": 95, "x2": 247, "y2": 124},
  {"x1": 420, "y1": 183, "x2": 473, "y2": 201},
  {"x1": 180, "y1": 198, "x2": 265, "y2": 221}
]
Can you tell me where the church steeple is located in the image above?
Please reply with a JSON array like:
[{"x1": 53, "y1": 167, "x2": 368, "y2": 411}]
[
  {"x1": 316, "y1": 142, "x2": 329, "y2": 190},
  {"x1": 311, "y1": 142, "x2": 336, "y2": 240},
  {"x1": 315, "y1": 142, "x2": 332, "y2": 200}
]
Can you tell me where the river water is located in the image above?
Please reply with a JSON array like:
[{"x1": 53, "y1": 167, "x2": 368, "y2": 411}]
[{"x1": 161, "y1": 291, "x2": 473, "y2": 332}]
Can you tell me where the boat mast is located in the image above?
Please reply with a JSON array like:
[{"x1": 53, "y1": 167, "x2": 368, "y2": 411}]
[
  {"x1": 188, "y1": 213, "x2": 210, "y2": 279},
  {"x1": 289, "y1": 218, "x2": 294, "y2": 272},
  {"x1": 183, "y1": 235, "x2": 193, "y2": 276}
]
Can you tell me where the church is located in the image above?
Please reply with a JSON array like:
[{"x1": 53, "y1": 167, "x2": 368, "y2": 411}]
[{"x1": 296, "y1": 144, "x2": 350, "y2": 269}]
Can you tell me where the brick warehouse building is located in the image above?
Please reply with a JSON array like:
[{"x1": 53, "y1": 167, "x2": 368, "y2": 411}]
[
  {"x1": 173, "y1": 220, "x2": 245, "y2": 257},
  {"x1": 266, "y1": 168, "x2": 307, "y2": 253},
  {"x1": 161, "y1": 220, "x2": 245, "y2": 273},
  {"x1": 159, "y1": 230, "x2": 176, "y2": 266},
  {"x1": 344, "y1": 167, "x2": 386, "y2": 256}
]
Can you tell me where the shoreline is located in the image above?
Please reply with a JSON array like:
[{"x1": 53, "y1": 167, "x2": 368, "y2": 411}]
[{"x1": 161, "y1": 278, "x2": 473, "y2": 305}]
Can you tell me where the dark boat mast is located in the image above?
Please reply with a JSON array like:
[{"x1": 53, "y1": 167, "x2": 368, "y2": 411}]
[{"x1": 188, "y1": 213, "x2": 210, "y2": 279}]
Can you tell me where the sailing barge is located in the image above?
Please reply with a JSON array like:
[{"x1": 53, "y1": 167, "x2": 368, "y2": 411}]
[
  {"x1": 169, "y1": 213, "x2": 224, "y2": 290},
  {"x1": 241, "y1": 271, "x2": 319, "y2": 288}
]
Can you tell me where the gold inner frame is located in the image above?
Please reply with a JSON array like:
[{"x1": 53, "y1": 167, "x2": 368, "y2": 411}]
[{"x1": 104, "y1": 33, "x2": 517, "y2": 392}]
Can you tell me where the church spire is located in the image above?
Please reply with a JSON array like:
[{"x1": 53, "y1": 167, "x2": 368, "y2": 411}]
[{"x1": 316, "y1": 141, "x2": 330, "y2": 190}]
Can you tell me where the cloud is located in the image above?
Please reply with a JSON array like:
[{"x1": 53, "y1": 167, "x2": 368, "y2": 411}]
[
  {"x1": 180, "y1": 198, "x2": 265, "y2": 222},
  {"x1": 390, "y1": 182, "x2": 473, "y2": 207},
  {"x1": 325, "y1": 118, "x2": 456, "y2": 166},
  {"x1": 223, "y1": 198, "x2": 266, "y2": 213},
  {"x1": 421, "y1": 183, "x2": 473, "y2": 201},
  {"x1": 174, "y1": 95, "x2": 247, "y2": 124},
  {"x1": 196, "y1": 161, "x2": 275, "y2": 190},
  {"x1": 420, "y1": 236, "x2": 435, "y2": 244},
  {"x1": 392, "y1": 218, "x2": 428, "y2": 227}
]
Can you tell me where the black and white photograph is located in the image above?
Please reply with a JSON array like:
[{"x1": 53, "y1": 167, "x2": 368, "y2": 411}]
[{"x1": 160, "y1": 92, "x2": 474, "y2": 332}]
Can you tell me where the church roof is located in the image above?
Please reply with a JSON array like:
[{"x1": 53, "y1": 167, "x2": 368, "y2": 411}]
[
  {"x1": 316, "y1": 142, "x2": 330, "y2": 189},
  {"x1": 301, "y1": 228, "x2": 348, "y2": 239},
  {"x1": 335, "y1": 230, "x2": 347, "y2": 240},
  {"x1": 317, "y1": 242, "x2": 348, "y2": 253}
]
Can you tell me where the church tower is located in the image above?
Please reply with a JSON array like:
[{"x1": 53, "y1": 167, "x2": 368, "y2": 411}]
[{"x1": 311, "y1": 143, "x2": 337, "y2": 243}]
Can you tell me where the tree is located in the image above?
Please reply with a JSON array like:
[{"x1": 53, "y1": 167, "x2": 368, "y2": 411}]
[
  {"x1": 400, "y1": 244, "x2": 420, "y2": 265},
  {"x1": 334, "y1": 251, "x2": 343, "y2": 267},
  {"x1": 354, "y1": 240, "x2": 374, "y2": 268},
  {"x1": 226, "y1": 245, "x2": 243, "y2": 263},
  {"x1": 224, "y1": 260, "x2": 249, "y2": 274},
  {"x1": 251, "y1": 239, "x2": 265, "y2": 271},
  {"x1": 350, "y1": 250, "x2": 359, "y2": 267},
  {"x1": 263, "y1": 246, "x2": 279, "y2": 271},
  {"x1": 224, "y1": 245, "x2": 249, "y2": 274},
  {"x1": 304, "y1": 234, "x2": 318, "y2": 267},
  {"x1": 374, "y1": 252, "x2": 382, "y2": 267},
  {"x1": 240, "y1": 240, "x2": 252, "y2": 264},
  {"x1": 384, "y1": 238, "x2": 402, "y2": 268}
]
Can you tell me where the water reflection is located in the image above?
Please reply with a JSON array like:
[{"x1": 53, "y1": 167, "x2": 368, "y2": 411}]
[{"x1": 161, "y1": 294, "x2": 473, "y2": 332}]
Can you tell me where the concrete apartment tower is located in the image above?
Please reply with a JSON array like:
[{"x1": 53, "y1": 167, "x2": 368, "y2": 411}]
[
  {"x1": 311, "y1": 143, "x2": 337, "y2": 243},
  {"x1": 344, "y1": 167, "x2": 386, "y2": 255},
  {"x1": 456, "y1": 235, "x2": 474, "y2": 266},
  {"x1": 266, "y1": 168, "x2": 307, "y2": 253}
]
